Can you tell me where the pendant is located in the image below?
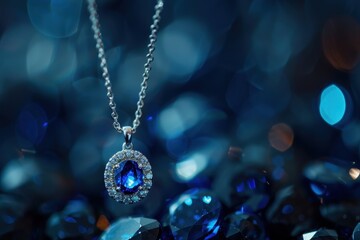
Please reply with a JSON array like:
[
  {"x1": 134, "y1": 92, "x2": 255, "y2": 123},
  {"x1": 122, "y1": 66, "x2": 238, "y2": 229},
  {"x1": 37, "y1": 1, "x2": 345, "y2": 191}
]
[{"x1": 104, "y1": 127, "x2": 152, "y2": 204}]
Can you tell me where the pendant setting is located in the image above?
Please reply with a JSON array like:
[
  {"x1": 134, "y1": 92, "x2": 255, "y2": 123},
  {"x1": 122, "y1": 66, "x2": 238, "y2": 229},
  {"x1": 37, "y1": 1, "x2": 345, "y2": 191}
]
[
  {"x1": 104, "y1": 149, "x2": 152, "y2": 204},
  {"x1": 104, "y1": 126, "x2": 152, "y2": 204}
]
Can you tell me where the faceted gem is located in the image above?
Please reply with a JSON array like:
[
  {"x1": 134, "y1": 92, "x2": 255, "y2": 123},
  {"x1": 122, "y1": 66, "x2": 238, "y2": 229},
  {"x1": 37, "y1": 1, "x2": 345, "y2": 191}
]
[
  {"x1": 213, "y1": 165, "x2": 270, "y2": 208},
  {"x1": 115, "y1": 160, "x2": 144, "y2": 194},
  {"x1": 300, "y1": 228, "x2": 338, "y2": 240},
  {"x1": 168, "y1": 188, "x2": 222, "y2": 239},
  {"x1": 353, "y1": 223, "x2": 360, "y2": 240},
  {"x1": 105, "y1": 150, "x2": 152, "y2": 204},
  {"x1": 224, "y1": 212, "x2": 266, "y2": 240},
  {"x1": 100, "y1": 217, "x2": 160, "y2": 240},
  {"x1": 46, "y1": 200, "x2": 96, "y2": 239}
]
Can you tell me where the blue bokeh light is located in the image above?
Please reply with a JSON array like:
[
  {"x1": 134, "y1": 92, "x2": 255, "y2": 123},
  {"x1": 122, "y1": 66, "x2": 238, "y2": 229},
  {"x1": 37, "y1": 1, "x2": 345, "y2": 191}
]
[
  {"x1": 27, "y1": 0, "x2": 83, "y2": 38},
  {"x1": 319, "y1": 84, "x2": 346, "y2": 126},
  {"x1": 156, "y1": 18, "x2": 211, "y2": 81},
  {"x1": 175, "y1": 153, "x2": 207, "y2": 182},
  {"x1": 157, "y1": 94, "x2": 206, "y2": 139},
  {"x1": 26, "y1": 35, "x2": 55, "y2": 77}
]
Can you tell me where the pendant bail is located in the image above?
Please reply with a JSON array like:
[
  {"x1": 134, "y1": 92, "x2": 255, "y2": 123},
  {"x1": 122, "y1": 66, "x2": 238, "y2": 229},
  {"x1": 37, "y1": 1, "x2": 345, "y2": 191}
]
[{"x1": 122, "y1": 126, "x2": 133, "y2": 150}]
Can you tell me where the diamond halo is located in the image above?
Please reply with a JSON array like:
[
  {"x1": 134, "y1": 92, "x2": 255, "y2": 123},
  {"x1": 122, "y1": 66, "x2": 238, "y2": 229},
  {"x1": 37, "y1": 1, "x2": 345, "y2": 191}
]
[{"x1": 104, "y1": 150, "x2": 152, "y2": 204}]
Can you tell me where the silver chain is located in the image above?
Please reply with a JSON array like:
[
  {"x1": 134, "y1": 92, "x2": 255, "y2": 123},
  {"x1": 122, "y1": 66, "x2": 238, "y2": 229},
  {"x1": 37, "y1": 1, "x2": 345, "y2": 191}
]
[{"x1": 87, "y1": 0, "x2": 164, "y2": 134}]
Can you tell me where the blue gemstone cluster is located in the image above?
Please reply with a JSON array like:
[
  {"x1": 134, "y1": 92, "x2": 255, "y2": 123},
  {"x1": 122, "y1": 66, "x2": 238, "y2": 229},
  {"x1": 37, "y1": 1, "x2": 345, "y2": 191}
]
[{"x1": 115, "y1": 160, "x2": 144, "y2": 194}]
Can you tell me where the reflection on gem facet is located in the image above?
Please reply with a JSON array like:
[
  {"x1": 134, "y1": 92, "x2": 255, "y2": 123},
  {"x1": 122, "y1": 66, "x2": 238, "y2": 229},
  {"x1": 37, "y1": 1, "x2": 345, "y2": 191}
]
[
  {"x1": 115, "y1": 160, "x2": 144, "y2": 194},
  {"x1": 100, "y1": 217, "x2": 160, "y2": 240},
  {"x1": 301, "y1": 228, "x2": 338, "y2": 240}
]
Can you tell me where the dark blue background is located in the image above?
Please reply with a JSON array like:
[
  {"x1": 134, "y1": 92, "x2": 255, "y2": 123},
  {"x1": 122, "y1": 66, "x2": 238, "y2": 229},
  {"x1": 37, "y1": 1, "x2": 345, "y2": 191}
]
[{"x1": 0, "y1": 0, "x2": 360, "y2": 239}]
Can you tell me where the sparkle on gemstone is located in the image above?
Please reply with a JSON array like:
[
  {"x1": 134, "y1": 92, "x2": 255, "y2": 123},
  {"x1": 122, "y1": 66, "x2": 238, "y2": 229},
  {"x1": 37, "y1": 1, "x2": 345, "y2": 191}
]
[
  {"x1": 115, "y1": 160, "x2": 144, "y2": 194},
  {"x1": 132, "y1": 196, "x2": 140, "y2": 202},
  {"x1": 140, "y1": 190, "x2": 148, "y2": 197}
]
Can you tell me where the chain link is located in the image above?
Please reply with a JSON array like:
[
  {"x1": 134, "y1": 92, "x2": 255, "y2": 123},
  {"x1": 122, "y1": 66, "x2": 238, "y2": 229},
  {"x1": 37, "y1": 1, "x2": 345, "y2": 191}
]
[{"x1": 87, "y1": 0, "x2": 164, "y2": 134}]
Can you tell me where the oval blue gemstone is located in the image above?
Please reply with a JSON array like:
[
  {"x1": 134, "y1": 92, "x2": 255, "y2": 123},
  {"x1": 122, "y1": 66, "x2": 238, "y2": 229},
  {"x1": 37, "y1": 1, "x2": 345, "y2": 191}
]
[{"x1": 115, "y1": 160, "x2": 144, "y2": 194}]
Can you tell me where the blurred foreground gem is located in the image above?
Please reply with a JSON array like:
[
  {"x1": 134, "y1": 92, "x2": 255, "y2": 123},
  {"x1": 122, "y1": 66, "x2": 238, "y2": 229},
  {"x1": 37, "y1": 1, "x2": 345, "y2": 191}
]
[
  {"x1": 304, "y1": 161, "x2": 360, "y2": 200},
  {"x1": 0, "y1": 195, "x2": 26, "y2": 236},
  {"x1": 320, "y1": 201, "x2": 360, "y2": 227},
  {"x1": 353, "y1": 223, "x2": 360, "y2": 240},
  {"x1": 100, "y1": 217, "x2": 160, "y2": 240},
  {"x1": 46, "y1": 200, "x2": 95, "y2": 239},
  {"x1": 224, "y1": 212, "x2": 266, "y2": 240},
  {"x1": 301, "y1": 228, "x2": 338, "y2": 240},
  {"x1": 168, "y1": 188, "x2": 222, "y2": 239}
]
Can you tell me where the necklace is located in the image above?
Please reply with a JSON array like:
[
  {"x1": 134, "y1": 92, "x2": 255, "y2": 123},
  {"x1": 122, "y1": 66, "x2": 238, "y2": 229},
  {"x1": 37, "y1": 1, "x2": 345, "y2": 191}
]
[{"x1": 87, "y1": 0, "x2": 164, "y2": 204}]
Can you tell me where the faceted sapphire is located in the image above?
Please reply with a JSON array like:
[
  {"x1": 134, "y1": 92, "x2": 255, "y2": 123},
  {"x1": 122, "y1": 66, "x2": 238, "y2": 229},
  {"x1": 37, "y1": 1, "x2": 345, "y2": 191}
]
[
  {"x1": 115, "y1": 160, "x2": 144, "y2": 194},
  {"x1": 168, "y1": 188, "x2": 222, "y2": 239}
]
